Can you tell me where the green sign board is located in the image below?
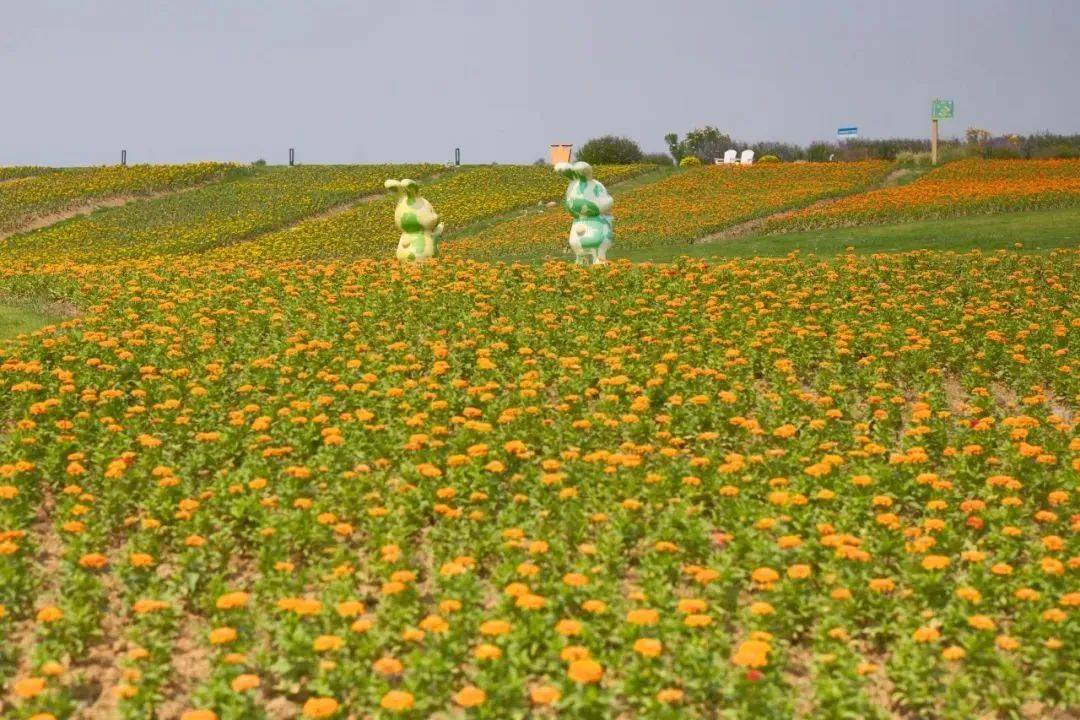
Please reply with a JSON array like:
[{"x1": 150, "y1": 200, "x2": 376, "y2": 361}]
[{"x1": 931, "y1": 99, "x2": 954, "y2": 120}]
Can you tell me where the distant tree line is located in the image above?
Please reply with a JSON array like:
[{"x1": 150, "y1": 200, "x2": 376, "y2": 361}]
[{"x1": 572, "y1": 128, "x2": 1080, "y2": 165}]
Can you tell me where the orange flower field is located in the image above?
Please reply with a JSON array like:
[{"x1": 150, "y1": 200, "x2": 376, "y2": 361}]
[
  {"x1": 759, "y1": 159, "x2": 1080, "y2": 234},
  {"x1": 445, "y1": 162, "x2": 890, "y2": 259},
  {"x1": 0, "y1": 244, "x2": 1076, "y2": 718}
]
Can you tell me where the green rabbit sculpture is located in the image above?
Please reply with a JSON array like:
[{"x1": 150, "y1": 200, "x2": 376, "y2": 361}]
[{"x1": 555, "y1": 161, "x2": 614, "y2": 265}]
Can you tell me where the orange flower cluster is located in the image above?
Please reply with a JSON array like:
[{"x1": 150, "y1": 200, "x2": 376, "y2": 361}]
[
  {"x1": 761, "y1": 158, "x2": 1080, "y2": 232},
  {"x1": 445, "y1": 161, "x2": 890, "y2": 259}
]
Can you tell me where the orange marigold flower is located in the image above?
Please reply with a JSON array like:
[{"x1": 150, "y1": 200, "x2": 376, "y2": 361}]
[
  {"x1": 567, "y1": 658, "x2": 604, "y2": 684},
  {"x1": 209, "y1": 627, "x2": 238, "y2": 644},
  {"x1": 453, "y1": 685, "x2": 487, "y2": 708},
  {"x1": 995, "y1": 635, "x2": 1020, "y2": 651},
  {"x1": 787, "y1": 564, "x2": 812, "y2": 579},
  {"x1": 36, "y1": 606, "x2": 64, "y2": 623},
  {"x1": 912, "y1": 626, "x2": 940, "y2": 643},
  {"x1": 473, "y1": 643, "x2": 502, "y2": 660},
  {"x1": 633, "y1": 638, "x2": 663, "y2": 657},
  {"x1": 732, "y1": 640, "x2": 770, "y2": 668},
  {"x1": 942, "y1": 645, "x2": 966, "y2": 661},
  {"x1": 13, "y1": 676, "x2": 47, "y2": 699},
  {"x1": 380, "y1": 690, "x2": 415, "y2": 712},
  {"x1": 751, "y1": 567, "x2": 780, "y2": 586},
  {"x1": 216, "y1": 592, "x2": 250, "y2": 610},
  {"x1": 312, "y1": 635, "x2": 343, "y2": 652},
  {"x1": 626, "y1": 608, "x2": 659, "y2": 626},
  {"x1": 562, "y1": 572, "x2": 589, "y2": 587},
  {"x1": 302, "y1": 697, "x2": 340, "y2": 718},
  {"x1": 373, "y1": 656, "x2": 404, "y2": 676},
  {"x1": 657, "y1": 688, "x2": 684, "y2": 704},
  {"x1": 78, "y1": 552, "x2": 108, "y2": 569},
  {"x1": 479, "y1": 619, "x2": 511, "y2": 636},
  {"x1": 180, "y1": 712, "x2": 216, "y2": 720},
  {"x1": 868, "y1": 578, "x2": 895, "y2": 593},
  {"x1": 132, "y1": 599, "x2": 169, "y2": 614},
  {"x1": 530, "y1": 685, "x2": 561, "y2": 705}
]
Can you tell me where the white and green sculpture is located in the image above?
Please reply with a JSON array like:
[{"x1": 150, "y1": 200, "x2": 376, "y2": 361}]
[
  {"x1": 556, "y1": 161, "x2": 613, "y2": 265},
  {"x1": 385, "y1": 178, "x2": 443, "y2": 261}
]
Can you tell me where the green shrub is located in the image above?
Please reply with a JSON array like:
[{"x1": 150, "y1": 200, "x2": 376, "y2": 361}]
[
  {"x1": 986, "y1": 146, "x2": 1022, "y2": 160},
  {"x1": 642, "y1": 152, "x2": 674, "y2": 166},
  {"x1": 679, "y1": 156, "x2": 702, "y2": 167},
  {"x1": 757, "y1": 155, "x2": 780, "y2": 164},
  {"x1": 750, "y1": 142, "x2": 805, "y2": 162},
  {"x1": 577, "y1": 136, "x2": 644, "y2": 165},
  {"x1": 1029, "y1": 144, "x2": 1080, "y2": 159},
  {"x1": 895, "y1": 151, "x2": 933, "y2": 167}
]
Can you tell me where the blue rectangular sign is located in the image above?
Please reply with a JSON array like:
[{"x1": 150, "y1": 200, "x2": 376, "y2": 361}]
[{"x1": 837, "y1": 127, "x2": 858, "y2": 138}]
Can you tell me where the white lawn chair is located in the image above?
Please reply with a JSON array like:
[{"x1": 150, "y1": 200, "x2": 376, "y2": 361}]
[
  {"x1": 740, "y1": 150, "x2": 755, "y2": 165},
  {"x1": 723, "y1": 149, "x2": 738, "y2": 164}
]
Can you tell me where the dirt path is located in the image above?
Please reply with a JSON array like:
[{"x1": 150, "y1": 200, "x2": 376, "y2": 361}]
[
  {"x1": 693, "y1": 166, "x2": 916, "y2": 245},
  {"x1": 0, "y1": 178, "x2": 233, "y2": 242},
  {"x1": 1, "y1": 486, "x2": 63, "y2": 713}
]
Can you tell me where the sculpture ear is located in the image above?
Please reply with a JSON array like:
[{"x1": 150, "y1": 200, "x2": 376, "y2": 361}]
[
  {"x1": 401, "y1": 179, "x2": 419, "y2": 199},
  {"x1": 385, "y1": 179, "x2": 402, "y2": 194},
  {"x1": 572, "y1": 161, "x2": 594, "y2": 180},
  {"x1": 554, "y1": 162, "x2": 577, "y2": 180}
]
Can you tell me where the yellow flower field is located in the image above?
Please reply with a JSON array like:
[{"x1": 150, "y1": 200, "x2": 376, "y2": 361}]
[
  {"x1": 0, "y1": 164, "x2": 239, "y2": 234},
  {"x1": 445, "y1": 162, "x2": 891, "y2": 259},
  {"x1": 2, "y1": 165, "x2": 438, "y2": 263},
  {"x1": 0, "y1": 247, "x2": 1075, "y2": 719},
  {"x1": 215, "y1": 164, "x2": 649, "y2": 261},
  {"x1": 0, "y1": 167, "x2": 57, "y2": 183},
  {"x1": 759, "y1": 159, "x2": 1080, "y2": 234}
]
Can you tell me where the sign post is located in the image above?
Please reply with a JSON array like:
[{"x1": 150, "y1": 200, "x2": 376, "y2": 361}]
[
  {"x1": 289, "y1": 148, "x2": 295, "y2": 166},
  {"x1": 930, "y1": 99, "x2": 953, "y2": 165}
]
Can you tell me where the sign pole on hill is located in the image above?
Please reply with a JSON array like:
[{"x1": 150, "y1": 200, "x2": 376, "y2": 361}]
[
  {"x1": 931, "y1": 119, "x2": 939, "y2": 165},
  {"x1": 930, "y1": 99, "x2": 954, "y2": 165}
]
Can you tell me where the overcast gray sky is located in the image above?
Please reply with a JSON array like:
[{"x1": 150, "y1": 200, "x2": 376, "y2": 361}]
[{"x1": 2, "y1": 0, "x2": 1077, "y2": 166}]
